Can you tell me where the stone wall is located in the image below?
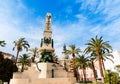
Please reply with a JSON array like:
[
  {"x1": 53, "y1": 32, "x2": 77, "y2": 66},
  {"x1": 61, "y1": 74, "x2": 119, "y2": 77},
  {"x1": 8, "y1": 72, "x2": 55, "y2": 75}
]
[
  {"x1": 10, "y1": 78, "x2": 76, "y2": 84},
  {"x1": 10, "y1": 63, "x2": 76, "y2": 84}
]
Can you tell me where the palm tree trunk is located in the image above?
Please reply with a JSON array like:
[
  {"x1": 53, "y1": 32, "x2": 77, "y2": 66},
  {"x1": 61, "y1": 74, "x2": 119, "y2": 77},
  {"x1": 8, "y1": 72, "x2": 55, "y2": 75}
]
[
  {"x1": 21, "y1": 63, "x2": 24, "y2": 72},
  {"x1": 15, "y1": 50, "x2": 19, "y2": 64},
  {"x1": 33, "y1": 55, "x2": 35, "y2": 62},
  {"x1": 91, "y1": 60, "x2": 97, "y2": 82},
  {"x1": 74, "y1": 68, "x2": 80, "y2": 82},
  {"x1": 72, "y1": 54, "x2": 78, "y2": 81},
  {"x1": 72, "y1": 53, "x2": 75, "y2": 58},
  {"x1": 32, "y1": 55, "x2": 35, "y2": 62},
  {"x1": 102, "y1": 58, "x2": 105, "y2": 72},
  {"x1": 96, "y1": 51, "x2": 104, "y2": 83},
  {"x1": 98, "y1": 56, "x2": 104, "y2": 83},
  {"x1": 73, "y1": 68, "x2": 77, "y2": 81},
  {"x1": 83, "y1": 68, "x2": 87, "y2": 84}
]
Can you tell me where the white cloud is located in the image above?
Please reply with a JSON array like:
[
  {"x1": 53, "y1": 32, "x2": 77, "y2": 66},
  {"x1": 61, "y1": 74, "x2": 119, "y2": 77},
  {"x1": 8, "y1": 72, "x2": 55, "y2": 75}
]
[
  {"x1": 0, "y1": 0, "x2": 44, "y2": 55},
  {"x1": 105, "y1": 50, "x2": 120, "y2": 71},
  {"x1": 74, "y1": 0, "x2": 120, "y2": 49},
  {"x1": 102, "y1": 0, "x2": 120, "y2": 22},
  {"x1": 0, "y1": 0, "x2": 120, "y2": 61},
  {"x1": 75, "y1": 14, "x2": 87, "y2": 21}
]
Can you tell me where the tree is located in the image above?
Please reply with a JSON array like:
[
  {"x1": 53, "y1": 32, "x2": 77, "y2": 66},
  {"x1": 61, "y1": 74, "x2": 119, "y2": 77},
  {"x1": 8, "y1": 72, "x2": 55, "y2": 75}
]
[
  {"x1": 67, "y1": 44, "x2": 81, "y2": 81},
  {"x1": 62, "y1": 44, "x2": 69, "y2": 70},
  {"x1": 0, "y1": 52, "x2": 18, "y2": 83},
  {"x1": 85, "y1": 36, "x2": 113, "y2": 83},
  {"x1": 13, "y1": 38, "x2": 30, "y2": 64},
  {"x1": 89, "y1": 55, "x2": 97, "y2": 82},
  {"x1": 0, "y1": 40, "x2": 6, "y2": 47},
  {"x1": 18, "y1": 54, "x2": 31, "y2": 72},
  {"x1": 101, "y1": 52, "x2": 114, "y2": 71},
  {"x1": 67, "y1": 44, "x2": 81, "y2": 58},
  {"x1": 62, "y1": 44, "x2": 69, "y2": 59},
  {"x1": 74, "y1": 55, "x2": 89, "y2": 83},
  {"x1": 114, "y1": 64, "x2": 120, "y2": 74},
  {"x1": 104, "y1": 70, "x2": 119, "y2": 84},
  {"x1": 29, "y1": 47, "x2": 38, "y2": 62},
  {"x1": 0, "y1": 52, "x2": 4, "y2": 62},
  {"x1": 88, "y1": 52, "x2": 113, "y2": 82}
]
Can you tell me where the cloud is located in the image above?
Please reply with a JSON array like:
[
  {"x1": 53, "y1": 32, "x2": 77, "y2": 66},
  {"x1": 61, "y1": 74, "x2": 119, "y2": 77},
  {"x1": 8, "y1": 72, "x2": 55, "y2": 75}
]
[
  {"x1": 75, "y1": 14, "x2": 87, "y2": 22},
  {"x1": 73, "y1": 0, "x2": 120, "y2": 50},
  {"x1": 75, "y1": 0, "x2": 120, "y2": 26},
  {"x1": 101, "y1": 0, "x2": 120, "y2": 24},
  {"x1": 0, "y1": 0, "x2": 44, "y2": 55},
  {"x1": 0, "y1": 0, "x2": 120, "y2": 60}
]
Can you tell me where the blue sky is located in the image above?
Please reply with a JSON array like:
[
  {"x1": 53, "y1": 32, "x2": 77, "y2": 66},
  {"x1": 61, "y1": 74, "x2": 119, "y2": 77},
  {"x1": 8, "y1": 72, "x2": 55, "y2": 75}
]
[{"x1": 0, "y1": 0, "x2": 120, "y2": 58}]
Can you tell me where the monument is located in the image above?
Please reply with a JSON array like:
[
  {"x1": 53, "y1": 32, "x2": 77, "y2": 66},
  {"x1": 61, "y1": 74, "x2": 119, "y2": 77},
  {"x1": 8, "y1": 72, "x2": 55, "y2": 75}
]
[
  {"x1": 10, "y1": 13, "x2": 76, "y2": 84},
  {"x1": 38, "y1": 13, "x2": 54, "y2": 63}
]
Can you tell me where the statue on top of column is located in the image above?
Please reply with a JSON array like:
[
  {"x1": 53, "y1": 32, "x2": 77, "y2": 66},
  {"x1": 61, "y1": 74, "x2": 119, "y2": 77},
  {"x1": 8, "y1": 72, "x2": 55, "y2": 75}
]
[{"x1": 46, "y1": 13, "x2": 51, "y2": 23}]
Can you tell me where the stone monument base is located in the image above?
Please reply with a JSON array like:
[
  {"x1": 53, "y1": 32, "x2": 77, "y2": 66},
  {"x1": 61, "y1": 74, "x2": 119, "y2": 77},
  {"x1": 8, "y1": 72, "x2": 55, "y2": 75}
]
[
  {"x1": 10, "y1": 63, "x2": 76, "y2": 84},
  {"x1": 10, "y1": 78, "x2": 75, "y2": 84}
]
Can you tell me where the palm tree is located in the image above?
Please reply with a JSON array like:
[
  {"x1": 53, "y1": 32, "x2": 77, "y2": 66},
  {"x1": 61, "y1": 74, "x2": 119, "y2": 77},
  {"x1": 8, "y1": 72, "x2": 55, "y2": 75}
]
[
  {"x1": 101, "y1": 52, "x2": 114, "y2": 71},
  {"x1": 114, "y1": 64, "x2": 120, "y2": 74},
  {"x1": 89, "y1": 52, "x2": 113, "y2": 81},
  {"x1": 74, "y1": 55, "x2": 89, "y2": 83},
  {"x1": 88, "y1": 54, "x2": 97, "y2": 82},
  {"x1": 62, "y1": 44, "x2": 69, "y2": 59},
  {"x1": 104, "y1": 70, "x2": 119, "y2": 84},
  {"x1": 67, "y1": 44, "x2": 81, "y2": 81},
  {"x1": 13, "y1": 38, "x2": 30, "y2": 64},
  {"x1": 85, "y1": 36, "x2": 113, "y2": 83},
  {"x1": 18, "y1": 54, "x2": 30, "y2": 72},
  {"x1": 29, "y1": 47, "x2": 38, "y2": 62},
  {"x1": 91, "y1": 51, "x2": 114, "y2": 72},
  {"x1": 67, "y1": 44, "x2": 81, "y2": 58},
  {"x1": 0, "y1": 40, "x2": 6, "y2": 47}
]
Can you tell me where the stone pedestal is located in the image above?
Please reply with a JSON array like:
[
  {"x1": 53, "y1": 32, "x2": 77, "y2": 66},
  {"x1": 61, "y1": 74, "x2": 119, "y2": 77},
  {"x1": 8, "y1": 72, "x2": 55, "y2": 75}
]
[{"x1": 10, "y1": 63, "x2": 76, "y2": 84}]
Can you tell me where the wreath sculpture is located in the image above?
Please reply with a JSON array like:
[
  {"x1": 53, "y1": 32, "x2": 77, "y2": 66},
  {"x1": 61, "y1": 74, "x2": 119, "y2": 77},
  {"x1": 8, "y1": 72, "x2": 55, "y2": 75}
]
[{"x1": 44, "y1": 37, "x2": 51, "y2": 46}]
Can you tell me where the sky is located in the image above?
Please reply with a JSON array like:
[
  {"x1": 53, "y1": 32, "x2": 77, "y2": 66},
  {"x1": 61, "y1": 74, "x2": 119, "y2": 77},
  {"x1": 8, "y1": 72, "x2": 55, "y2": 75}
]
[{"x1": 0, "y1": 0, "x2": 120, "y2": 62}]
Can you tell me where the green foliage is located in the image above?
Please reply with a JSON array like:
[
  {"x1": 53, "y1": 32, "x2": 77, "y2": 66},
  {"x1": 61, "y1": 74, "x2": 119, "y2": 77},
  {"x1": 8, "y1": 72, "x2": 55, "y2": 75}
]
[
  {"x1": 104, "y1": 70, "x2": 119, "y2": 84},
  {"x1": 115, "y1": 64, "x2": 120, "y2": 73},
  {"x1": 29, "y1": 47, "x2": 38, "y2": 62},
  {"x1": 13, "y1": 38, "x2": 30, "y2": 52},
  {"x1": 13, "y1": 38, "x2": 30, "y2": 63},
  {"x1": 0, "y1": 52, "x2": 18, "y2": 83},
  {"x1": 74, "y1": 55, "x2": 90, "y2": 82},
  {"x1": 62, "y1": 44, "x2": 69, "y2": 59},
  {"x1": 18, "y1": 54, "x2": 31, "y2": 72},
  {"x1": 85, "y1": 35, "x2": 113, "y2": 57},
  {"x1": 85, "y1": 35, "x2": 113, "y2": 83},
  {"x1": 67, "y1": 44, "x2": 81, "y2": 58},
  {"x1": 39, "y1": 50, "x2": 53, "y2": 62},
  {"x1": 0, "y1": 52, "x2": 4, "y2": 62},
  {"x1": 0, "y1": 40, "x2": 6, "y2": 47},
  {"x1": 74, "y1": 55, "x2": 89, "y2": 68}
]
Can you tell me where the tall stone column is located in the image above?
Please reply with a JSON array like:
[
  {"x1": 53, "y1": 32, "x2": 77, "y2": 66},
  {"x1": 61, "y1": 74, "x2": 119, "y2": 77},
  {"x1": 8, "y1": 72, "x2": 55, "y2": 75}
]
[{"x1": 38, "y1": 13, "x2": 54, "y2": 62}]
